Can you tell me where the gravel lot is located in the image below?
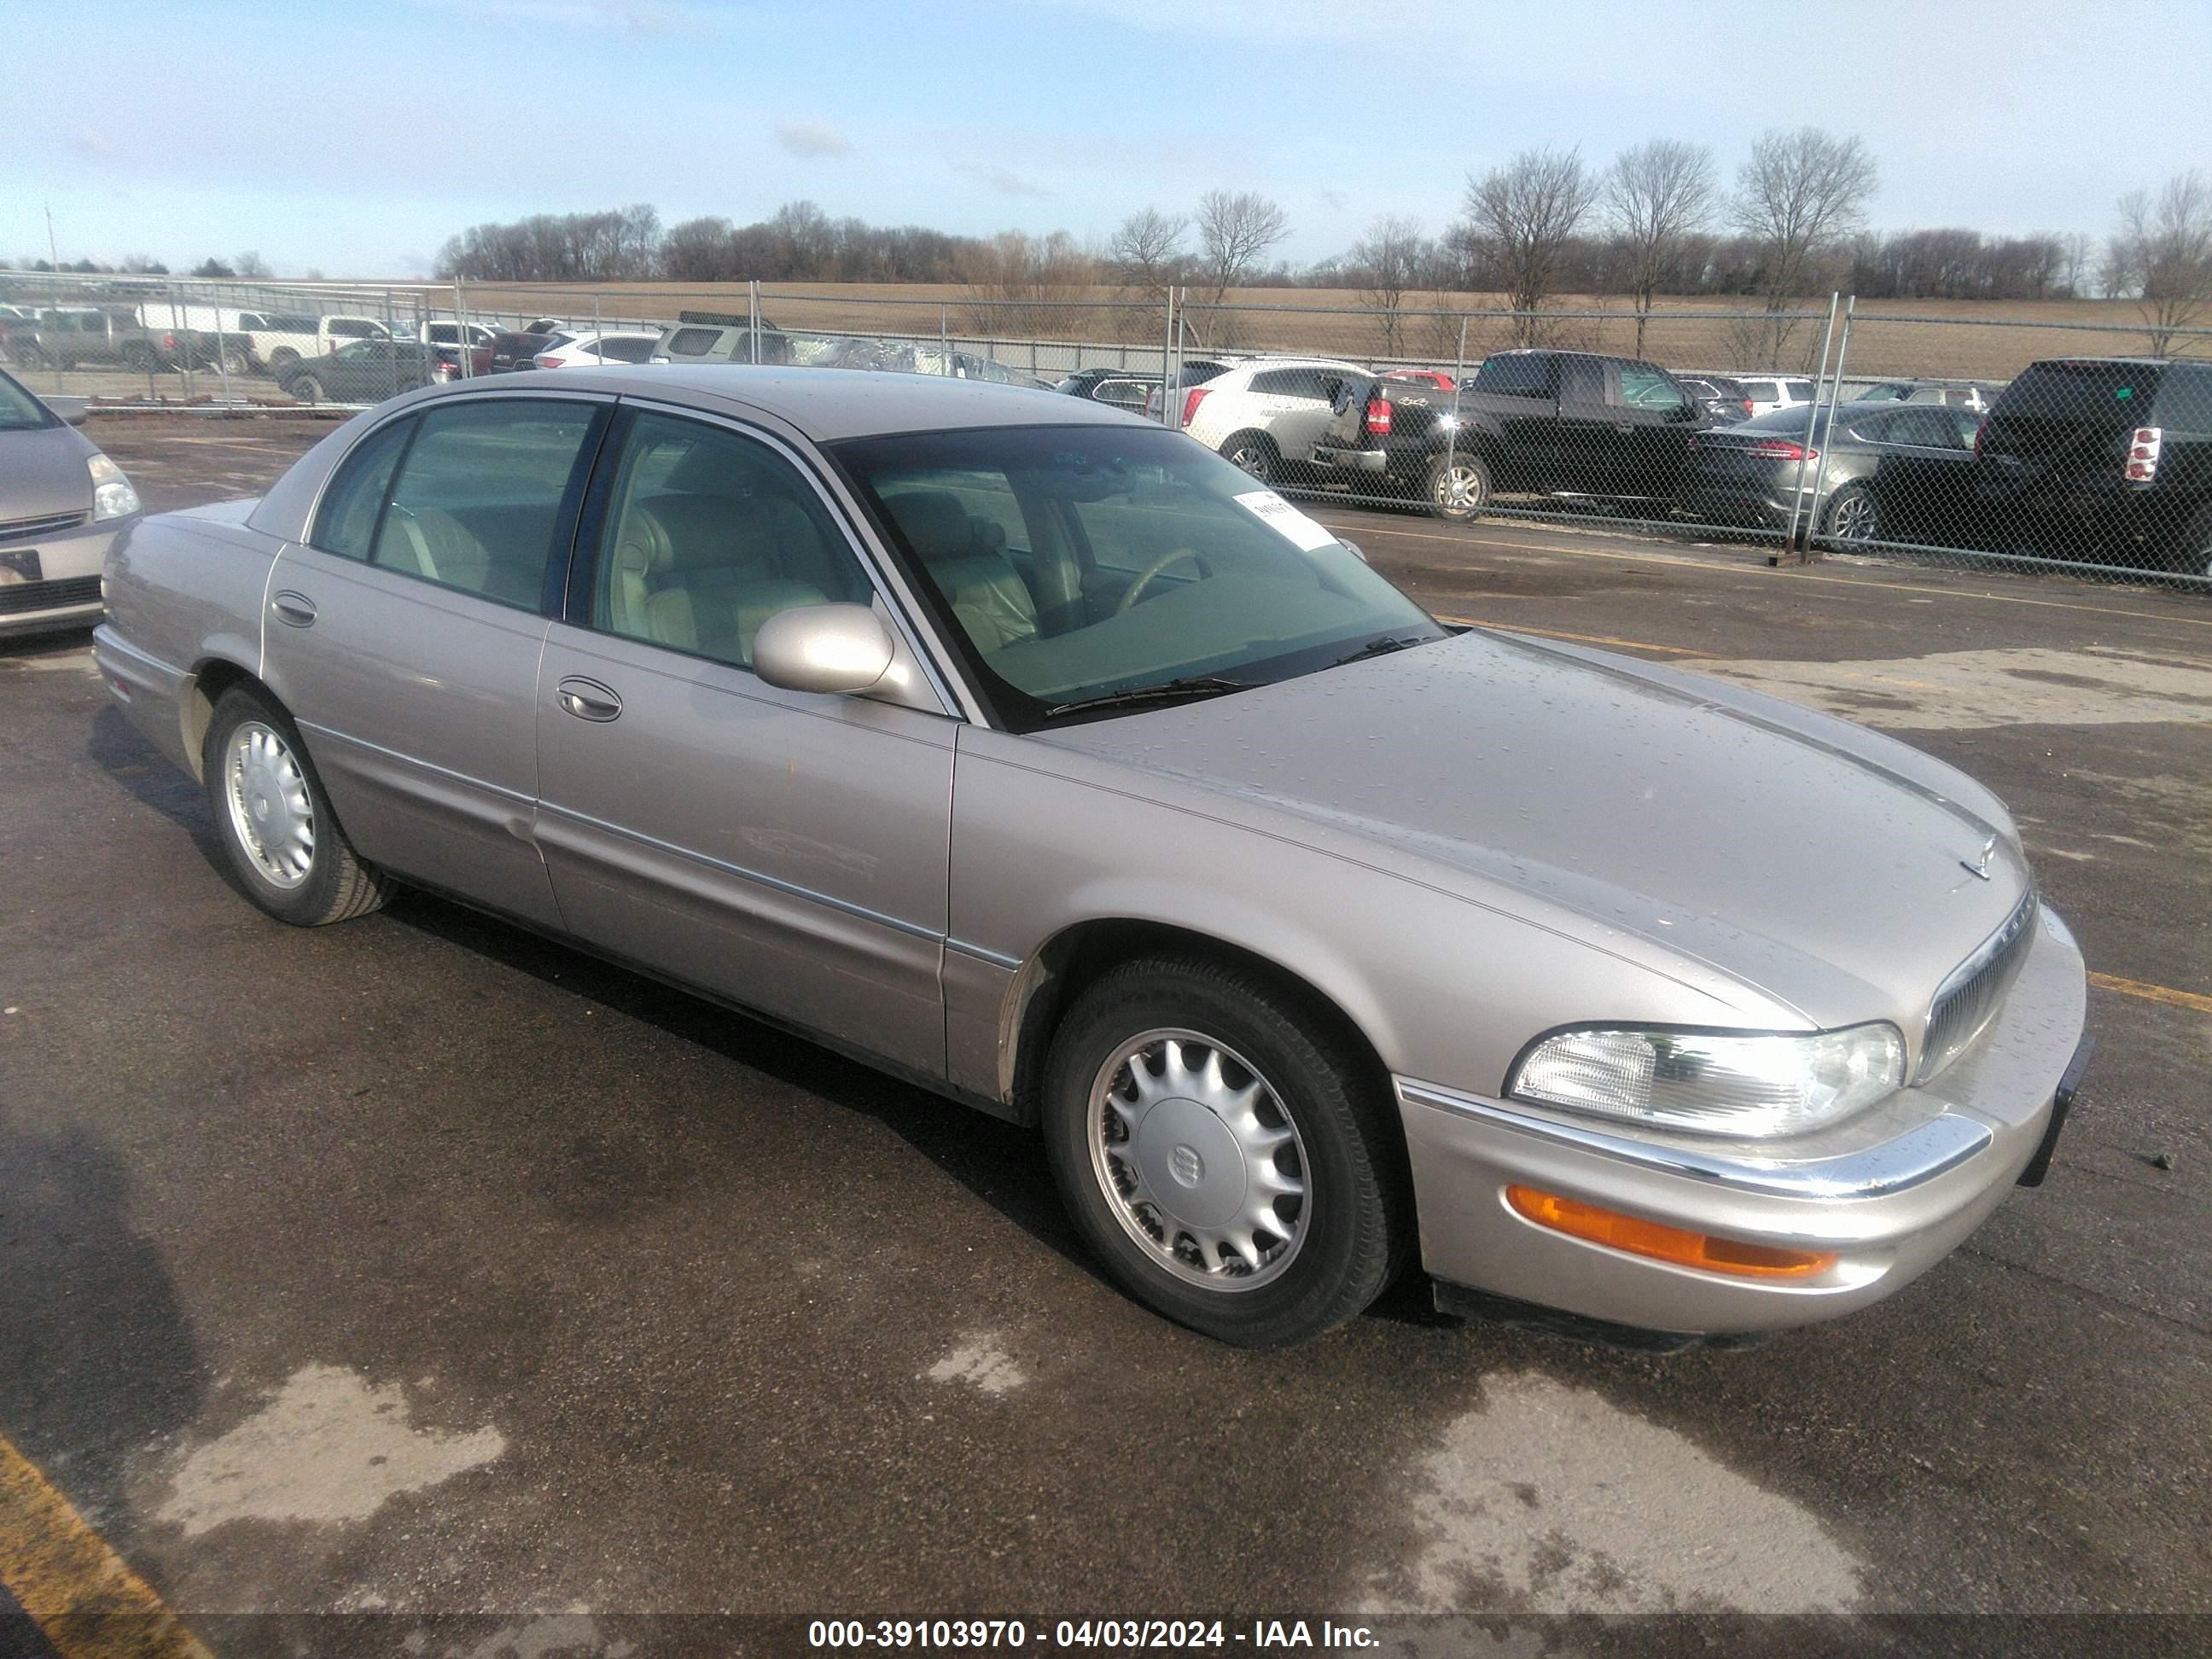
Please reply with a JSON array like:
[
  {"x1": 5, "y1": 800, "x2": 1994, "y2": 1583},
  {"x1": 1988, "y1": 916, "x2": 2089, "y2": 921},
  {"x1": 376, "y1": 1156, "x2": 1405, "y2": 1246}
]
[{"x1": 3, "y1": 415, "x2": 2207, "y2": 1656}]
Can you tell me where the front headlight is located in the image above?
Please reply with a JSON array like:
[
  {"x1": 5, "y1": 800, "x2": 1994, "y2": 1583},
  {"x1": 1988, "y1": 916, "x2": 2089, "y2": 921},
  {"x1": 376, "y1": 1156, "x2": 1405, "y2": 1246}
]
[
  {"x1": 1507, "y1": 1022, "x2": 1905, "y2": 1139},
  {"x1": 89, "y1": 453, "x2": 142, "y2": 521}
]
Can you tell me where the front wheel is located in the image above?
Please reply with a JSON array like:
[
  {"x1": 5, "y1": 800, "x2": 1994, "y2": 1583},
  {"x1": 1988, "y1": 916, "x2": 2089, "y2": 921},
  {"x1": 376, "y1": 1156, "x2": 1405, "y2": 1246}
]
[
  {"x1": 285, "y1": 374, "x2": 325, "y2": 405},
  {"x1": 204, "y1": 685, "x2": 392, "y2": 926},
  {"x1": 1042, "y1": 956, "x2": 1409, "y2": 1348},
  {"x1": 2177, "y1": 504, "x2": 2212, "y2": 579},
  {"x1": 1425, "y1": 451, "x2": 1491, "y2": 521}
]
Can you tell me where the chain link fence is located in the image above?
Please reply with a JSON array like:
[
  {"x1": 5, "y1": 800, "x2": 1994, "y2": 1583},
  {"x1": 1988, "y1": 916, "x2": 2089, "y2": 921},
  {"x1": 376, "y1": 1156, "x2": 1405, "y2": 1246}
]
[{"x1": 3, "y1": 270, "x2": 2205, "y2": 591}]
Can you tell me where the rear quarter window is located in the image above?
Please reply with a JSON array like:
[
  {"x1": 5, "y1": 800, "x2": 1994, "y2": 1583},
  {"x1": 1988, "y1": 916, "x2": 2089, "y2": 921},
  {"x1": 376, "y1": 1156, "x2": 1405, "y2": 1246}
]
[
  {"x1": 1996, "y1": 362, "x2": 2160, "y2": 430},
  {"x1": 662, "y1": 328, "x2": 723, "y2": 356},
  {"x1": 2152, "y1": 366, "x2": 2212, "y2": 433}
]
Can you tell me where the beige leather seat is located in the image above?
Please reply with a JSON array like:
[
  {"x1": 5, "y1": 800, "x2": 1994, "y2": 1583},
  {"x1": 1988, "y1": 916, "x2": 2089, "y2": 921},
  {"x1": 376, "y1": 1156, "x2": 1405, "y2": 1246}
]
[
  {"x1": 881, "y1": 490, "x2": 1039, "y2": 652},
  {"x1": 614, "y1": 493, "x2": 829, "y2": 666}
]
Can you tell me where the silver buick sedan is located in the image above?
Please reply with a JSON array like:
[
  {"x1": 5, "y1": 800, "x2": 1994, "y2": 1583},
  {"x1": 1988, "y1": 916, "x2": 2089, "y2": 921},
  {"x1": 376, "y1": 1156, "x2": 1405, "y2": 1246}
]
[{"x1": 93, "y1": 368, "x2": 2090, "y2": 1349}]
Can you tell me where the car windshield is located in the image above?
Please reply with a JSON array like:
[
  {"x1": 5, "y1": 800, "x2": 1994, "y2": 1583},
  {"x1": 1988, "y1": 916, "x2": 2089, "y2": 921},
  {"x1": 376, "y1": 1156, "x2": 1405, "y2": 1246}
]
[
  {"x1": 0, "y1": 370, "x2": 55, "y2": 431},
  {"x1": 832, "y1": 424, "x2": 1442, "y2": 729}
]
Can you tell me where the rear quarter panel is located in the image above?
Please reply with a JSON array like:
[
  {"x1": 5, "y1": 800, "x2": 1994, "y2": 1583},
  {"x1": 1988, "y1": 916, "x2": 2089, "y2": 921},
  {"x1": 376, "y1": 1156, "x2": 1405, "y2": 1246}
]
[{"x1": 102, "y1": 503, "x2": 282, "y2": 775}]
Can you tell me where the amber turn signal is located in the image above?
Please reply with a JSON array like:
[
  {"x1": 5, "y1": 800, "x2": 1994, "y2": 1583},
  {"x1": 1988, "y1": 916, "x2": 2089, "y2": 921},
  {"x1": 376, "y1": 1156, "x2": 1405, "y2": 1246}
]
[{"x1": 1505, "y1": 1185, "x2": 1839, "y2": 1280}]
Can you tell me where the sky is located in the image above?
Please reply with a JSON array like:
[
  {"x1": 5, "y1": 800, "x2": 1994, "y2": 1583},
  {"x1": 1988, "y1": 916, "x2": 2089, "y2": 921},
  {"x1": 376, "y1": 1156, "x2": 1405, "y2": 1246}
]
[{"x1": 11, "y1": 0, "x2": 2210, "y2": 279}]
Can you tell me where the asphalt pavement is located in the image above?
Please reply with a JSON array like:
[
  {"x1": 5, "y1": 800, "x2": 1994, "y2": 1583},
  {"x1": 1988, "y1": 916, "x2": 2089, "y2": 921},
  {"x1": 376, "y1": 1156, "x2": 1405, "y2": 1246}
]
[{"x1": 1, "y1": 416, "x2": 2207, "y2": 1656}]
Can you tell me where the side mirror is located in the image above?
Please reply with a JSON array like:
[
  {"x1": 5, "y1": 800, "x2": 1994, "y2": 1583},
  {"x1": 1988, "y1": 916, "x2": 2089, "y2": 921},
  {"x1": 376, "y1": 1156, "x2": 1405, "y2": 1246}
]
[{"x1": 752, "y1": 603, "x2": 896, "y2": 696}]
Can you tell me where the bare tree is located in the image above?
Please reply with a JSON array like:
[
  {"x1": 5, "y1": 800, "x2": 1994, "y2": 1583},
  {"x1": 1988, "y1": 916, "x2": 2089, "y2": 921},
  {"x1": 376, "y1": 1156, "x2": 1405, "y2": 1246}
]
[
  {"x1": 2104, "y1": 172, "x2": 2212, "y2": 354},
  {"x1": 956, "y1": 230, "x2": 1097, "y2": 337},
  {"x1": 1461, "y1": 146, "x2": 1600, "y2": 344},
  {"x1": 1606, "y1": 140, "x2": 1717, "y2": 358},
  {"x1": 1349, "y1": 215, "x2": 1428, "y2": 354},
  {"x1": 1732, "y1": 127, "x2": 1877, "y2": 364},
  {"x1": 233, "y1": 251, "x2": 272, "y2": 279},
  {"x1": 1194, "y1": 190, "x2": 1289, "y2": 341},
  {"x1": 2060, "y1": 230, "x2": 2098, "y2": 298},
  {"x1": 1109, "y1": 207, "x2": 1190, "y2": 300}
]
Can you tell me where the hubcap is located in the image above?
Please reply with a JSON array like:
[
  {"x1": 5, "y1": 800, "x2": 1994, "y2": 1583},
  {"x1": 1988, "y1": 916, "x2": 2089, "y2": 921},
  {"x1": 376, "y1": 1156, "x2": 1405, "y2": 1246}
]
[
  {"x1": 1087, "y1": 1030, "x2": 1308, "y2": 1291},
  {"x1": 1232, "y1": 445, "x2": 1269, "y2": 478},
  {"x1": 224, "y1": 722, "x2": 316, "y2": 889},
  {"x1": 1831, "y1": 492, "x2": 1877, "y2": 540},
  {"x1": 1435, "y1": 463, "x2": 1481, "y2": 512}
]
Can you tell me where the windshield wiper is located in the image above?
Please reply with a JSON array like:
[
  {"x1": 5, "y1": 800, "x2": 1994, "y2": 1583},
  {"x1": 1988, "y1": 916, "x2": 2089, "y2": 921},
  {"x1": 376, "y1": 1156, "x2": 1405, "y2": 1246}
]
[
  {"x1": 1044, "y1": 675, "x2": 1254, "y2": 719},
  {"x1": 1327, "y1": 634, "x2": 1433, "y2": 668}
]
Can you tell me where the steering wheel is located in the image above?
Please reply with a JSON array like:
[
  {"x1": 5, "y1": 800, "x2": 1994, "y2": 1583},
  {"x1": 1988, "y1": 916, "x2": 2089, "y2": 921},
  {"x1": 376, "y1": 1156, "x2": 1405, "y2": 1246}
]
[{"x1": 1115, "y1": 547, "x2": 1212, "y2": 614}]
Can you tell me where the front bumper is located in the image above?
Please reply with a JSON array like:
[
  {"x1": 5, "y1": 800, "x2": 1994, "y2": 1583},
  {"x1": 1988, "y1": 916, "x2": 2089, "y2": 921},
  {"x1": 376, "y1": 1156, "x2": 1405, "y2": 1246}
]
[
  {"x1": 0, "y1": 515, "x2": 126, "y2": 637},
  {"x1": 1394, "y1": 903, "x2": 2088, "y2": 1335}
]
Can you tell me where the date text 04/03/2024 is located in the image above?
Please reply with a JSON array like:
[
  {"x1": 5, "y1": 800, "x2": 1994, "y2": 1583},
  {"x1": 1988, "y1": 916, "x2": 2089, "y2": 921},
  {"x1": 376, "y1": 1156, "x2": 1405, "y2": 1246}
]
[{"x1": 806, "y1": 1619, "x2": 1378, "y2": 1649}]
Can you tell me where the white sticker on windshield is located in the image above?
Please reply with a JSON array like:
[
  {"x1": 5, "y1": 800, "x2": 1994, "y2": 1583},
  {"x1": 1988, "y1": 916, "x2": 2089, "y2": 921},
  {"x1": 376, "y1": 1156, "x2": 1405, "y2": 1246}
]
[{"x1": 1234, "y1": 489, "x2": 1340, "y2": 553}]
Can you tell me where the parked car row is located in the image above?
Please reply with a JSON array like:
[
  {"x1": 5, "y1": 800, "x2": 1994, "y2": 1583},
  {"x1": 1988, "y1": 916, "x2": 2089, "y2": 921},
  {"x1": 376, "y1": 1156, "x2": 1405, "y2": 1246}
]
[{"x1": 1289, "y1": 348, "x2": 2210, "y2": 578}]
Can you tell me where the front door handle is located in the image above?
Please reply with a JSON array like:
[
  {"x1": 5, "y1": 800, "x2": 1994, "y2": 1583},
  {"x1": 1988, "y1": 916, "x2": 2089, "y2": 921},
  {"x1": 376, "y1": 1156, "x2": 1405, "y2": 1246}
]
[
  {"x1": 556, "y1": 676, "x2": 622, "y2": 722},
  {"x1": 271, "y1": 591, "x2": 317, "y2": 627}
]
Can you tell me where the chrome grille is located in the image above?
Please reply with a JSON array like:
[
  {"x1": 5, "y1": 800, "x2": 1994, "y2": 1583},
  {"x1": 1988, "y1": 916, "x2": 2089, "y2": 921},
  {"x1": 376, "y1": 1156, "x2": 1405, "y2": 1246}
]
[
  {"x1": 0, "y1": 509, "x2": 87, "y2": 542},
  {"x1": 1918, "y1": 888, "x2": 2038, "y2": 1082}
]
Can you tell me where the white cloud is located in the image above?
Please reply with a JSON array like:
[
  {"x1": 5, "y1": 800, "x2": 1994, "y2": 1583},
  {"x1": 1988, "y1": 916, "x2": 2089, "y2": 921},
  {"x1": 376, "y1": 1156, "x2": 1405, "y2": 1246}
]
[
  {"x1": 776, "y1": 119, "x2": 853, "y2": 160},
  {"x1": 951, "y1": 161, "x2": 1053, "y2": 201}
]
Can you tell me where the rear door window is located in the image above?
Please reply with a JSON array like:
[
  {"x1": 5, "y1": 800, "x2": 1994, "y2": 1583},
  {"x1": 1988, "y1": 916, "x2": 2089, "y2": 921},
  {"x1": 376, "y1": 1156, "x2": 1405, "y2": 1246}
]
[
  {"x1": 1616, "y1": 363, "x2": 1685, "y2": 410},
  {"x1": 592, "y1": 336, "x2": 655, "y2": 364},
  {"x1": 369, "y1": 399, "x2": 599, "y2": 609},
  {"x1": 2151, "y1": 366, "x2": 2212, "y2": 433},
  {"x1": 1476, "y1": 354, "x2": 1553, "y2": 399},
  {"x1": 310, "y1": 418, "x2": 416, "y2": 561}
]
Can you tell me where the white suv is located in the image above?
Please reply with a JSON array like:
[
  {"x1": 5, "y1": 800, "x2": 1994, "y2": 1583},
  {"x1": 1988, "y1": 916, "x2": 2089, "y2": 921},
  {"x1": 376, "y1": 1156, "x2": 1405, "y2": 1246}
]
[
  {"x1": 1725, "y1": 373, "x2": 1819, "y2": 420},
  {"x1": 1175, "y1": 357, "x2": 1373, "y2": 482}
]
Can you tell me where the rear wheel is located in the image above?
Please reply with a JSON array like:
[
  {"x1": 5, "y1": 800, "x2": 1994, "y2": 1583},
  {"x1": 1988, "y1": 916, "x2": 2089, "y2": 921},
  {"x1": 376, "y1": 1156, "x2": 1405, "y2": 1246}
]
[
  {"x1": 1042, "y1": 955, "x2": 1409, "y2": 1348},
  {"x1": 212, "y1": 345, "x2": 251, "y2": 377},
  {"x1": 2179, "y1": 504, "x2": 2212, "y2": 579},
  {"x1": 1220, "y1": 432, "x2": 1278, "y2": 483},
  {"x1": 204, "y1": 685, "x2": 392, "y2": 927},
  {"x1": 1821, "y1": 482, "x2": 1879, "y2": 542},
  {"x1": 265, "y1": 346, "x2": 300, "y2": 373},
  {"x1": 1425, "y1": 451, "x2": 1491, "y2": 521},
  {"x1": 119, "y1": 342, "x2": 159, "y2": 374}
]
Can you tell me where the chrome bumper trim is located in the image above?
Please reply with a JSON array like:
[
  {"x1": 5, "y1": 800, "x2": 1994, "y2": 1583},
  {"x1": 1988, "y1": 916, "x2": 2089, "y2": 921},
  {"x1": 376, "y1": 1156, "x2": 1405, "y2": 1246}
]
[{"x1": 1393, "y1": 1078, "x2": 1993, "y2": 1201}]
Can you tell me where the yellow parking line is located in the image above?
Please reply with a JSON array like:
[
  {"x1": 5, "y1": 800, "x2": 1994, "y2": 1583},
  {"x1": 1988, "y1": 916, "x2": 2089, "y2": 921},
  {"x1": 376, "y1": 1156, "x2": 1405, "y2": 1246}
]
[
  {"x1": 2088, "y1": 972, "x2": 2212, "y2": 1015},
  {"x1": 1438, "y1": 616, "x2": 1703, "y2": 656},
  {"x1": 1324, "y1": 519, "x2": 2212, "y2": 633},
  {"x1": 0, "y1": 1431, "x2": 210, "y2": 1659}
]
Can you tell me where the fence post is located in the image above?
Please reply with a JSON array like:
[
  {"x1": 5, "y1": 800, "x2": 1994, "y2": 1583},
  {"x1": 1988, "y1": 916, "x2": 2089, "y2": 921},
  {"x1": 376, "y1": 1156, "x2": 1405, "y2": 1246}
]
[
  {"x1": 1443, "y1": 314, "x2": 1468, "y2": 513},
  {"x1": 1782, "y1": 292, "x2": 1841, "y2": 556},
  {"x1": 1160, "y1": 288, "x2": 1175, "y2": 427},
  {"x1": 593, "y1": 291, "x2": 602, "y2": 348},
  {"x1": 1799, "y1": 297, "x2": 1854, "y2": 558},
  {"x1": 940, "y1": 304, "x2": 950, "y2": 376},
  {"x1": 172, "y1": 279, "x2": 196, "y2": 403},
  {"x1": 748, "y1": 279, "x2": 760, "y2": 364},
  {"x1": 212, "y1": 276, "x2": 233, "y2": 405}
]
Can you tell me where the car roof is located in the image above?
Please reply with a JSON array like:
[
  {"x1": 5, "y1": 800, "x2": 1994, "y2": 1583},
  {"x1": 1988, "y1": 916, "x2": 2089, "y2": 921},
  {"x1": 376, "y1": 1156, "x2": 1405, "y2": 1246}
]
[{"x1": 474, "y1": 364, "x2": 1146, "y2": 439}]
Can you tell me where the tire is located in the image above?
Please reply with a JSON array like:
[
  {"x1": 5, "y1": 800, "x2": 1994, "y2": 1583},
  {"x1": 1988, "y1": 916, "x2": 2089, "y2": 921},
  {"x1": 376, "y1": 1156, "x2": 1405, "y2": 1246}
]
[
  {"x1": 1425, "y1": 451, "x2": 1491, "y2": 521},
  {"x1": 1821, "y1": 482, "x2": 1879, "y2": 542},
  {"x1": 119, "y1": 343, "x2": 158, "y2": 374},
  {"x1": 203, "y1": 685, "x2": 393, "y2": 927},
  {"x1": 2179, "y1": 504, "x2": 2212, "y2": 579},
  {"x1": 212, "y1": 346, "x2": 251, "y2": 377},
  {"x1": 286, "y1": 374, "x2": 325, "y2": 405},
  {"x1": 1041, "y1": 955, "x2": 1410, "y2": 1348},
  {"x1": 1220, "y1": 432, "x2": 1278, "y2": 484},
  {"x1": 8, "y1": 343, "x2": 49, "y2": 371},
  {"x1": 266, "y1": 346, "x2": 300, "y2": 372}
]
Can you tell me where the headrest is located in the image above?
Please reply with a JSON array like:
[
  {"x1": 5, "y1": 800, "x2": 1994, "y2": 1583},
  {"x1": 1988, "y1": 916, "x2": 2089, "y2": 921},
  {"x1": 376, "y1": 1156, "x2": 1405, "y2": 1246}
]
[
  {"x1": 882, "y1": 490, "x2": 975, "y2": 564},
  {"x1": 633, "y1": 494, "x2": 773, "y2": 574}
]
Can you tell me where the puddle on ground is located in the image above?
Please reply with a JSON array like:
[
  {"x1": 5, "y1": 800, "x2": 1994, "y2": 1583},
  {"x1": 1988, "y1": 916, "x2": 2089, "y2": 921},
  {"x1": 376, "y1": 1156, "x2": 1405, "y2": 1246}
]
[
  {"x1": 1361, "y1": 1371, "x2": 1864, "y2": 1614},
  {"x1": 158, "y1": 1363, "x2": 504, "y2": 1536}
]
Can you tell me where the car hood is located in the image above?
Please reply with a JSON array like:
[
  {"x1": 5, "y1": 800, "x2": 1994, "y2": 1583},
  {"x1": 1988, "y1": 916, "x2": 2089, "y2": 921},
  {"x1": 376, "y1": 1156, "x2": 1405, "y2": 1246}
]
[
  {"x1": 0, "y1": 422, "x2": 96, "y2": 519},
  {"x1": 1036, "y1": 629, "x2": 2031, "y2": 1032}
]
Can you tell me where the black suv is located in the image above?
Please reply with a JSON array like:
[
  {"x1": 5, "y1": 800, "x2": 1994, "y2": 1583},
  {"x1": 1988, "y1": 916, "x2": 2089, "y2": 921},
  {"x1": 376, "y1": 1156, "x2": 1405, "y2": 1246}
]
[{"x1": 1975, "y1": 357, "x2": 2212, "y2": 579}]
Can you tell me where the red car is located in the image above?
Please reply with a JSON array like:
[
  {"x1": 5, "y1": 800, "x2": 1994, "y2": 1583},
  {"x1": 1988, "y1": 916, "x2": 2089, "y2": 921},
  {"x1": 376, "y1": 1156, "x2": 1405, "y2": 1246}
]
[{"x1": 1383, "y1": 369, "x2": 1456, "y2": 392}]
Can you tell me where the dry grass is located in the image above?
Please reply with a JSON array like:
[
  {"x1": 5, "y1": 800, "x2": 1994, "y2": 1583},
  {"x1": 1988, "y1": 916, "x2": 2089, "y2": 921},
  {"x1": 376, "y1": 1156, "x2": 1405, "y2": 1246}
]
[{"x1": 438, "y1": 281, "x2": 2194, "y2": 381}]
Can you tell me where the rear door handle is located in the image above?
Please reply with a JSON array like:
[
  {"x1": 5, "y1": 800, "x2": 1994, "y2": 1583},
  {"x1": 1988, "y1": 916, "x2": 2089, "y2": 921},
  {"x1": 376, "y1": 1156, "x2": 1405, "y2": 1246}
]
[
  {"x1": 271, "y1": 591, "x2": 317, "y2": 627},
  {"x1": 556, "y1": 676, "x2": 622, "y2": 722}
]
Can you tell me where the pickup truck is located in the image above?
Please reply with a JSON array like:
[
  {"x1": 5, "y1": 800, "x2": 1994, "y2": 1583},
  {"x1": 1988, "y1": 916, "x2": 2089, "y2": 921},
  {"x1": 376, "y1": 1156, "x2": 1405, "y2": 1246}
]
[
  {"x1": 0, "y1": 308, "x2": 220, "y2": 375},
  {"x1": 1308, "y1": 348, "x2": 1707, "y2": 520}
]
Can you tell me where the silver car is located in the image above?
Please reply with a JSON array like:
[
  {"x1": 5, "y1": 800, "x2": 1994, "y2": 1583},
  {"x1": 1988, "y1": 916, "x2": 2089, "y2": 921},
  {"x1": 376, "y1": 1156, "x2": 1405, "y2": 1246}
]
[
  {"x1": 92, "y1": 368, "x2": 2090, "y2": 1349},
  {"x1": 1, "y1": 369, "x2": 143, "y2": 637}
]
